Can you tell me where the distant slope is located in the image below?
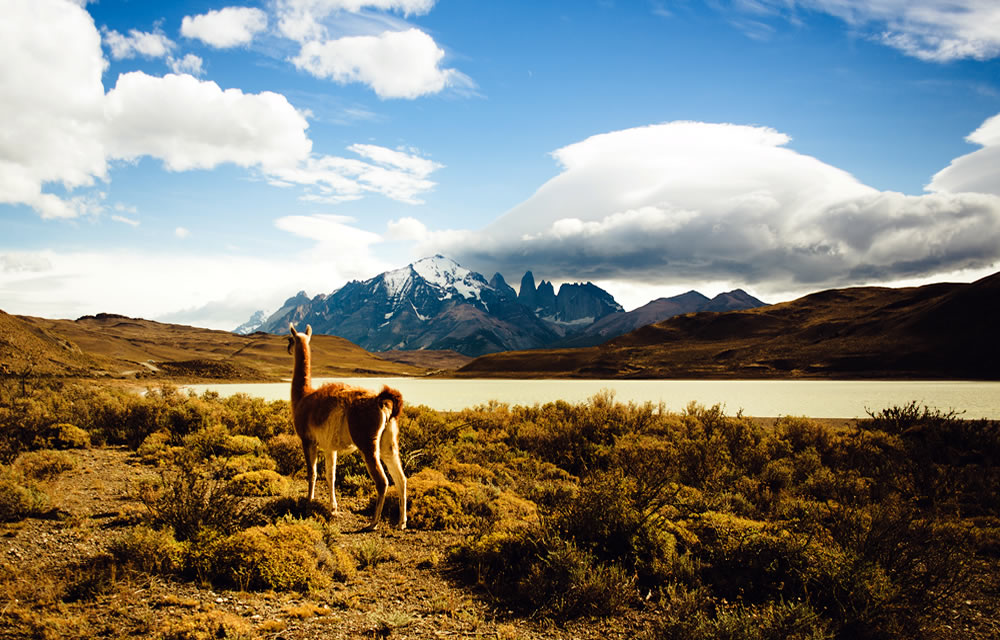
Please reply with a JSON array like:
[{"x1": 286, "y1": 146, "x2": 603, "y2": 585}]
[
  {"x1": 2, "y1": 312, "x2": 429, "y2": 381},
  {"x1": 554, "y1": 289, "x2": 767, "y2": 348},
  {"x1": 378, "y1": 349, "x2": 473, "y2": 371},
  {"x1": 0, "y1": 310, "x2": 108, "y2": 376},
  {"x1": 456, "y1": 272, "x2": 1000, "y2": 380}
]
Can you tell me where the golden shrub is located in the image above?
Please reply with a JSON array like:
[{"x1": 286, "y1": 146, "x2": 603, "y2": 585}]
[
  {"x1": 195, "y1": 522, "x2": 332, "y2": 592},
  {"x1": 13, "y1": 449, "x2": 74, "y2": 480},
  {"x1": 267, "y1": 433, "x2": 303, "y2": 476},
  {"x1": 52, "y1": 423, "x2": 91, "y2": 449},
  {"x1": 229, "y1": 469, "x2": 289, "y2": 496}
]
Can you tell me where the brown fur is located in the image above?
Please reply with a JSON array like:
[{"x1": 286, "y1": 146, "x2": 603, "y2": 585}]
[{"x1": 287, "y1": 324, "x2": 407, "y2": 529}]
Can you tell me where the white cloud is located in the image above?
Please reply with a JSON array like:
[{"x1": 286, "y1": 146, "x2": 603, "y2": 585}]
[
  {"x1": 0, "y1": 214, "x2": 395, "y2": 329},
  {"x1": 274, "y1": 0, "x2": 469, "y2": 99},
  {"x1": 0, "y1": 0, "x2": 108, "y2": 219},
  {"x1": 1, "y1": 0, "x2": 441, "y2": 219},
  {"x1": 104, "y1": 71, "x2": 312, "y2": 172},
  {"x1": 275, "y1": 0, "x2": 436, "y2": 42},
  {"x1": 435, "y1": 119, "x2": 1000, "y2": 295},
  {"x1": 276, "y1": 214, "x2": 384, "y2": 254},
  {"x1": 181, "y1": 7, "x2": 269, "y2": 48},
  {"x1": 349, "y1": 143, "x2": 441, "y2": 176},
  {"x1": 291, "y1": 28, "x2": 464, "y2": 99},
  {"x1": 750, "y1": 1, "x2": 1000, "y2": 61},
  {"x1": 269, "y1": 144, "x2": 442, "y2": 204},
  {"x1": 271, "y1": 214, "x2": 394, "y2": 293},
  {"x1": 322, "y1": 0, "x2": 435, "y2": 14},
  {"x1": 175, "y1": 227, "x2": 191, "y2": 238},
  {"x1": 111, "y1": 214, "x2": 139, "y2": 226},
  {"x1": 927, "y1": 113, "x2": 1000, "y2": 196},
  {"x1": 168, "y1": 53, "x2": 205, "y2": 76},
  {"x1": 0, "y1": 248, "x2": 314, "y2": 328},
  {"x1": 386, "y1": 216, "x2": 429, "y2": 241},
  {"x1": 103, "y1": 28, "x2": 175, "y2": 59},
  {"x1": 0, "y1": 252, "x2": 53, "y2": 274}
]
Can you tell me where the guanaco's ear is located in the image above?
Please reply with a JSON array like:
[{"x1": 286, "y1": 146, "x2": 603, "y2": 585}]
[
  {"x1": 286, "y1": 335, "x2": 294, "y2": 355},
  {"x1": 289, "y1": 322, "x2": 297, "y2": 336},
  {"x1": 305, "y1": 324, "x2": 312, "y2": 337}
]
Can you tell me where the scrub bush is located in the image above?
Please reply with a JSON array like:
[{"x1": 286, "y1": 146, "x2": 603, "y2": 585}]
[
  {"x1": 137, "y1": 430, "x2": 177, "y2": 465},
  {"x1": 221, "y1": 393, "x2": 291, "y2": 441},
  {"x1": 191, "y1": 521, "x2": 332, "y2": 592},
  {"x1": 108, "y1": 525, "x2": 185, "y2": 574},
  {"x1": 229, "y1": 469, "x2": 288, "y2": 496},
  {"x1": 267, "y1": 433, "x2": 303, "y2": 476},
  {"x1": 138, "y1": 462, "x2": 250, "y2": 541},
  {"x1": 51, "y1": 423, "x2": 90, "y2": 449},
  {"x1": 0, "y1": 465, "x2": 49, "y2": 521},
  {"x1": 222, "y1": 453, "x2": 276, "y2": 478},
  {"x1": 157, "y1": 609, "x2": 254, "y2": 640},
  {"x1": 13, "y1": 449, "x2": 74, "y2": 480},
  {"x1": 258, "y1": 496, "x2": 332, "y2": 523},
  {"x1": 550, "y1": 468, "x2": 685, "y2": 586},
  {"x1": 647, "y1": 595, "x2": 832, "y2": 640},
  {"x1": 182, "y1": 425, "x2": 264, "y2": 460},
  {"x1": 450, "y1": 525, "x2": 632, "y2": 619}
]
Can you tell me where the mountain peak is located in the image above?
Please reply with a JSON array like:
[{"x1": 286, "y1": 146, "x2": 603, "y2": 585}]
[
  {"x1": 411, "y1": 255, "x2": 472, "y2": 287},
  {"x1": 233, "y1": 309, "x2": 269, "y2": 335}
]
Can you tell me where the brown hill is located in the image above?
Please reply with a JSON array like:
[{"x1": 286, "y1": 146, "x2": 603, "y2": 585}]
[
  {"x1": 379, "y1": 348, "x2": 473, "y2": 371},
  {"x1": 1, "y1": 312, "x2": 428, "y2": 381},
  {"x1": 456, "y1": 271, "x2": 1000, "y2": 379},
  {"x1": 0, "y1": 310, "x2": 108, "y2": 377}
]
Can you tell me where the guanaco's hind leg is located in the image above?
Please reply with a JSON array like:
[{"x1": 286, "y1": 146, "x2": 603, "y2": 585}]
[
  {"x1": 380, "y1": 419, "x2": 407, "y2": 529},
  {"x1": 326, "y1": 450, "x2": 339, "y2": 514},
  {"x1": 360, "y1": 442, "x2": 390, "y2": 530},
  {"x1": 302, "y1": 440, "x2": 319, "y2": 501}
]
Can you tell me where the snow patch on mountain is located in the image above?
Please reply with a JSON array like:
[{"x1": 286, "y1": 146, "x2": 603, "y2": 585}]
[
  {"x1": 382, "y1": 265, "x2": 414, "y2": 299},
  {"x1": 412, "y1": 255, "x2": 485, "y2": 302}
]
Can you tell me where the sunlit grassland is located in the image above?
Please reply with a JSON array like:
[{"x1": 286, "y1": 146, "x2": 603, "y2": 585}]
[{"x1": 1, "y1": 376, "x2": 998, "y2": 639}]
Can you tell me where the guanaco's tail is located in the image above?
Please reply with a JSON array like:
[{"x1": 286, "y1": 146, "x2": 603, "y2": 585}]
[{"x1": 377, "y1": 386, "x2": 403, "y2": 420}]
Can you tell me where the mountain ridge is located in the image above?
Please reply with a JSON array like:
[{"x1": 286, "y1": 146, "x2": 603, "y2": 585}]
[
  {"x1": 552, "y1": 288, "x2": 765, "y2": 348},
  {"x1": 455, "y1": 271, "x2": 1000, "y2": 380},
  {"x1": 240, "y1": 256, "x2": 767, "y2": 356}
]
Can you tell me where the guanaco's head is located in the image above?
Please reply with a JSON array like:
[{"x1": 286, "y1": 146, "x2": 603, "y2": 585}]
[{"x1": 287, "y1": 323, "x2": 312, "y2": 355}]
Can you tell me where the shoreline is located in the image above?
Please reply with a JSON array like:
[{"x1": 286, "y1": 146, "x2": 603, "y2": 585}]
[{"x1": 17, "y1": 375, "x2": 996, "y2": 422}]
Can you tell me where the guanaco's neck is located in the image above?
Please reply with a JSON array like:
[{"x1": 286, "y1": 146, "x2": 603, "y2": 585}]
[{"x1": 291, "y1": 342, "x2": 312, "y2": 405}]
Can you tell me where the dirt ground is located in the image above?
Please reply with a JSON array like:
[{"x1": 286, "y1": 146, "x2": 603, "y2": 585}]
[{"x1": 0, "y1": 446, "x2": 658, "y2": 639}]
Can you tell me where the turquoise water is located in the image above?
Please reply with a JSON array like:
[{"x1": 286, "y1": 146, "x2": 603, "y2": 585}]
[{"x1": 185, "y1": 378, "x2": 1000, "y2": 419}]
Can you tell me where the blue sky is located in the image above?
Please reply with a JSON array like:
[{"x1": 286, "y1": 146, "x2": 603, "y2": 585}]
[{"x1": 2, "y1": 0, "x2": 999, "y2": 330}]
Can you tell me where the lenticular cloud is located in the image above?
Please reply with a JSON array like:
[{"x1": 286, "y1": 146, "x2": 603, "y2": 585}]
[{"x1": 443, "y1": 119, "x2": 1000, "y2": 291}]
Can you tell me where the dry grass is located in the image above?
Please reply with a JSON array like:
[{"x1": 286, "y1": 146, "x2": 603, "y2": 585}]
[{"x1": 1, "y1": 380, "x2": 998, "y2": 640}]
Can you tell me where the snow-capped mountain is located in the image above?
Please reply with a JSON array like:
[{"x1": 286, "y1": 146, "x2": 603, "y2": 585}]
[
  {"x1": 238, "y1": 256, "x2": 767, "y2": 356},
  {"x1": 232, "y1": 309, "x2": 271, "y2": 335},
  {"x1": 253, "y1": 256, "x2": 562, "y2": 356}
]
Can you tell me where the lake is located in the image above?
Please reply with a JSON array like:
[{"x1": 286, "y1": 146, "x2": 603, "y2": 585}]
[{"x1": 185, "y1": 378, "x2": 1000, "y2": 420}]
